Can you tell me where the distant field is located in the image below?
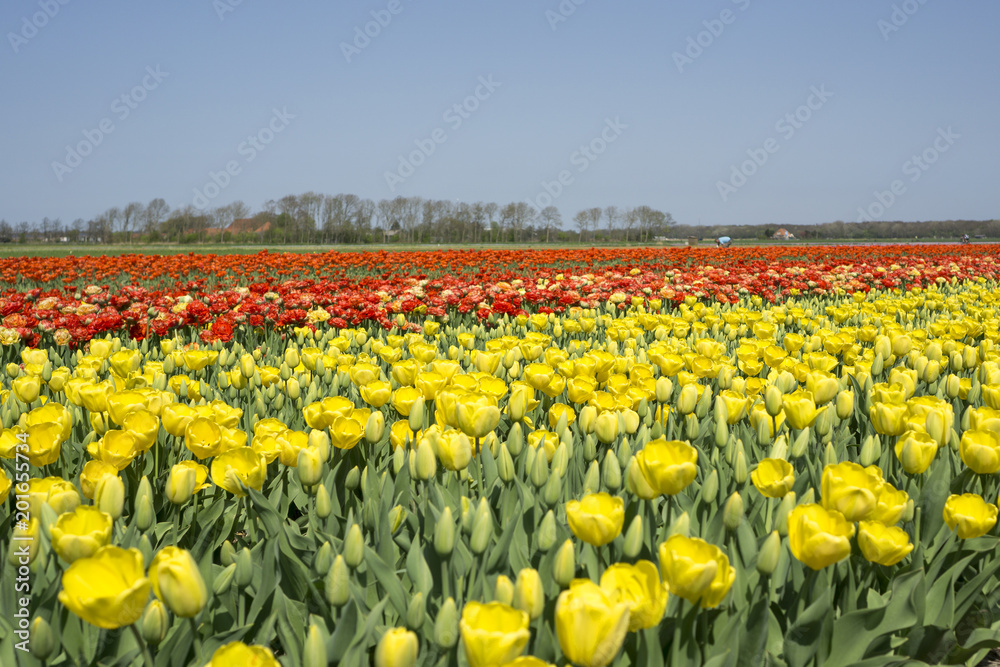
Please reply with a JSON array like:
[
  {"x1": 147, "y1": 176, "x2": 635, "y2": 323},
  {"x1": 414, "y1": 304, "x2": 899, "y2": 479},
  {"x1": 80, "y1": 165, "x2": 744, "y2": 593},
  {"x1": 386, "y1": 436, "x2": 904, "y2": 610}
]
[{"x1": 0, "y1": 239, "x2": 987, "y2": 258}]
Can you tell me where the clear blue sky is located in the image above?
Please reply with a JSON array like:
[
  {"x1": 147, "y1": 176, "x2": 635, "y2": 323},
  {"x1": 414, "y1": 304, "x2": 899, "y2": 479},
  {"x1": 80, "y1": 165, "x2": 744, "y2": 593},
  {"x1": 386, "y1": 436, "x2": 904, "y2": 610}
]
[{"x1": 2, "y1": 0, "x2": 997, "y2": 228}]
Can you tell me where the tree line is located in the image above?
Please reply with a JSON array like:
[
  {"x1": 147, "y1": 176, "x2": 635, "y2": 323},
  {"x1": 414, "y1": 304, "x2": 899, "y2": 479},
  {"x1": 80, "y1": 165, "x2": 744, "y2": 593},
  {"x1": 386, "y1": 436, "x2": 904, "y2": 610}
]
[
  {"x1": 2, "y1": 195, "x2": 994, "y2": 245},
  {"x1": 0, "y1": 195, "x2": 675, "y2": 246}
]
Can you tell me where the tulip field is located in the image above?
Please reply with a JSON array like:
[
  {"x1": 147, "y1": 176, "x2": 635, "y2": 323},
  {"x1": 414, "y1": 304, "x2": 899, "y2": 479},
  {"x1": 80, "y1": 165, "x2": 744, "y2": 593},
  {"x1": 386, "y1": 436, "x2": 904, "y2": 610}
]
[{"x1": 3, "y1": 243, "x2": 1000, "y2": 666}]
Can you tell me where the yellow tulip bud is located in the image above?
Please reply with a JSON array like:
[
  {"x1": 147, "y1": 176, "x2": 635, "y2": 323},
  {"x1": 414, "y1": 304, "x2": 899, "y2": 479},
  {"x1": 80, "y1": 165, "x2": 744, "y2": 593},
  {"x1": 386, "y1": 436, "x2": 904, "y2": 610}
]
[
  {"x1": 149, "y1": 546, "x2": 208, "y2": 618},
  {"x1": 375, "y1": 628, "x2": 419, "y2": 667},
  {"x1": 325, "y1": 555, "x2": 350, "y2": 607},
  {"x1": 553, "y1": 539, "x2": 577, "y2": 587}
]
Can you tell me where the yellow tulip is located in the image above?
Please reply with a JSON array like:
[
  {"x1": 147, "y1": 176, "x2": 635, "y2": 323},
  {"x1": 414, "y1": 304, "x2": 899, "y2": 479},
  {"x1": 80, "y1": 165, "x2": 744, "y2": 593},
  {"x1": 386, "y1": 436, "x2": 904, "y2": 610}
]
[
  {"x1": 203, "y1": 642, "x2": 280, "y2": 667},
  {"x1": 12, "y1": 374, "x2": 41, "y2": 404},
  {"x1": 959, "y1": 430, "x2": 1000, "y2": 474},
  {"x1": 50, "y1": 506, "x2": 114, "y2": 563},
  {"x1": 459, "y1": 601, "x2": 531, "y2": 667},
  {"x1": 375, "y1": 628, "x2": 419, "y2": 667},
  {"x1": 555, "y1": 580, "x2": 630, "y2": 667},
  {"x1": 79, "y1": 461, "x2": 119, "y2": 500},
  {"x1": 390, "y1": 420, "x2": 421, "y2": 450},
  {"x1": 632, "y1": 438, "x2": 698, "y2": 497},
  {"x1": 149, "y1": 546, "x2": 207, "y2": 618},
  {"x1": 805, "y1": 371, "x2": 839, "y2": 405},
  {"x1": 415, "y1": 371, "x2": 447, "y2": 400},
  {"x1": 109, "y1": 349, "x2": 142, "y2": 377},
  {"x1": 568, "y1": 376, "x2": 598, "y2": 404},
  {"x1": 599, "y1": 560, "x2": 668, "y2": 630},
  {"x1": 787, "y1": 504, "x2": 854, "y2": 570},
  {"x1": 870, "y1": 402, "x2": 910, "y2": 437},
  {"x1": 360, "y1": 380, "x2": 392, "y2": 408},
  {"x1": 969, "y1": 407, "x2": 1000, "y2": 435},
  {"x1": 58, "y1": 546, "x2": 151, "y2": 629},
  {"x1": 0, "y1": 469, "x2": 10, "y2": 505},
  {"x1": 751, "y1": 458, "x2": 795, "y2": 498},
  {"x1": 184, "y1": 417, "x2": 223, "y2": 460},
  {"x1": 943, "y1": 494, "x2": 998, "y2": 539},
  {"x1": 565, "y1": 493, "x2": 625, "y2": 547},
  {"x1": 894, "y1": 430, "x2": 938, "y2": 474},
  {"x1": 857, "y1": 521, "x2": 913, "y2": 566},
  {"x1": 25, "y1": 402, "x2": 73, "y2": 441},
  {"x1": 594, "y1": 411, "x2": 619, "y2": 445},
  {"x1": 548, "y1": 403, "x2": 576, "y2": 429},
  {"x1": 162, "y1": 403, "x2": 198, "y2": 437},
  {"x1": 435, "y1": 429, "x2": 473, "y2": 471},
  {"x1": 983, "y1": 384, "x2": 1000, "y2": 410},
  {"x1": 25, "y1": 422, "x2": 64, "y2": 466},
  {"x1": 331, "y1": 416, "x2": 365, "y2": 450},
  {"x1": 658, "y1": 535, "x2": 735, "y2": 608},
  {"x1": 871, "y1": 482, "x2": 909, "y2": 525},
  {"x1": 122, "y1": 409, "x2": 160, "y2": 452},
  {"x1": 821, "y1": 462, "x2": 884, "y2": 521},
  {"x1": 513, "y1": 568, "x2": 545, "y2": 620},
  {"x1": 718, "y1": 390, "x2": 749, "y2": 425},
  {"x1": 392, "y1": 386, "x2": 423, "y2": 417},
  {"x1": 782, "y1": 390, "x2": 820, "y2": 430},
  {"x1": 211, "y1": 447, "x2": 267, "y2": 496},
  {"x1": 456, "y1": 394, "x2": 501, "y2": 439}
]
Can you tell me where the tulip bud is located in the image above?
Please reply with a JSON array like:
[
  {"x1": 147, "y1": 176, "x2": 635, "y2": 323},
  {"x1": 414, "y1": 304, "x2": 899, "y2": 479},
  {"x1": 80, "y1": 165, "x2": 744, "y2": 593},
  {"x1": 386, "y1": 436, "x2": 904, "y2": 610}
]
[
  {"x1": 667, "y1": 511, "x2": 690, "y2": 538},
  {"x1": 493, "y1": 574, "x2": 515, "y2": 605},
  {"x1": 775, "y1": 492, "x2": 796, "y2": 536},
  {"x1": 836, "y1": 390, "x2": 854, "y2": 420},
  {"x1": 314, "y1": 483, "x2": 332, "y2": 519},
  {"x1": 434, "y1": 507, "x2": 456, "y2": 557},
  {"x1": 617, "y1": 436, "x2": 633, "y2": 470},
  {"x1": 135, "y1": 494, "x2": 155, "y2": 531},
  {"x1": 714, "y1": 418, "x2": 729, "y2": 448},
  {"x1": 221, "y1": 540, "x2": 237, "y2": 567},
  {"x1": 140, "y1": 600, "x2": 170, "y2": 646},
  {"x1": 724, "y1": 492, "x2": 744, "y2": 531},
  {"x1": 297, "y1": 447, "x2": 324, "y2": 487},
  {"x1": 583, "y1": 460, "x2": 601, "y2": 494},
  {"x1": 769, "y1": 435, "x2": 788, "y2": 461},
  {"x1": 315, "y1": 541, "x2": 334, "y2": 575},
  {"x1": 345, "y1": 466, "x2": 361, "y2": 491},
  {"x1": 303, "y1": 624, "x2": 328, "y2": 667},
  {"x1": 678, "y1": 384, "x2": 698, "y2": 415},
  {"x1": 814, "y1": 406, "x2": 833, "y2": 438},
  {"x1": 871, "y1": 352, "x2": 884, "y2": 377},
  {"x1": 655, "y1": 377, "x2": 673, "y2": 403},
  {"x1": 696, "y1": 387, "x2": 713, "y2": 419},
  {"x1": 790, "y1": 428, "x2": 810, "y2": 459},
  {"x1": 756, "y1": 531, "x2": 781, "y2": 576},
  {"x1": 764, "y1": 385, "x2": 783, "y2": 417},
  {"x1": 583, "y1": 433, "x2": 598, "y2": 462},
  {"x1": 506, "y1": 421, "x2": 524, "y2": 456},
  {"x1": 538, "y1": 510, "x2": 558, "y2": 551},
  {"x1": 859, "y1": 435, "x2": 880, "y2": 467},
  {"x1": 231, "y1": 548, "x2": 253, "y2": 589},
  {"x1": 470, "y1": 500, "x2": 493, "y2": 554},
  {"x1": 326, "y1": 555, "x2": 351, "y2": 607},
  {"x1": 734, "y1": 449, "x2": 748, "y2": 484},
  {"x1": 623, "y1": 514, "x2": 643, "y2": 559},
  {"x1": 240, "y1": 353, "x2": 255, "y2": 379},
  {"x1": 553, "y1": 539, "x2": 576, "y2": 587},
  {"x1": 602, "y1": 450, "x2": 622, "y2": 490},
  {"x1": 95, "y1": 475, "x2": 125, "y2": 520},
  {"x1": 530, "y1": 447, "x2": 549, "y2": 488},
  {"x1": 408, "y1": 397, "x2": 425, "y2": 432},
  {"x1": 27, "y1": 616, "x2": 56, "y2": 662},
  {"x1": 407, "y1": 592, "x2": 426, "y2": 630},
  {"x1": 435, "y1": 597, "x2": 459, "y2": 649},
  {"x1": 514, "y1": 568, "x2": 545, "y2": 620},
  {"x1": 344, "y1": 524, "x2": 364, "y2": 568}
]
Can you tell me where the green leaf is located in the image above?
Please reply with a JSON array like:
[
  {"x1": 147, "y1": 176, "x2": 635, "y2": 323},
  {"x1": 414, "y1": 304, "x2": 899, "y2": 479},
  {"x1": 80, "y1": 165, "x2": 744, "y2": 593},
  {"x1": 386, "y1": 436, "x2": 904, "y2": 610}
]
[
  {"x1": 363, "y1": 545, "x2": 408, "y2": 619},
  {"x1": 824, "y1": 569, "x2": 924, "y2": 667},
  {"x1": 248, "y1": 486, "x2": 284, "y2": 538},
  {"x1": 784, "y1": 588, "x2": 831, "y2": 667}
]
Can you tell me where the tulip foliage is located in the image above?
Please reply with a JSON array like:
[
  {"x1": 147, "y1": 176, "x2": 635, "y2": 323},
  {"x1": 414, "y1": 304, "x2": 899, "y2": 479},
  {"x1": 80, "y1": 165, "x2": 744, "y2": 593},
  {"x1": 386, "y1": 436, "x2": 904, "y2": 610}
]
[{"x1": 2, "y1": 246, "x2": 1000, "y2": 666}]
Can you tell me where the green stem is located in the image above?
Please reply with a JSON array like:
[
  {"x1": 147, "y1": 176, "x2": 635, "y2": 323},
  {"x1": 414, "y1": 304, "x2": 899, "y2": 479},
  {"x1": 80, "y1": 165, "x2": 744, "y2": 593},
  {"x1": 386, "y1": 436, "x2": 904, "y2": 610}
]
[
  {"x1": 189, "y1": 617, "x2": 203, "y2": 659},
  {"x1": 128, "y1": 624, "x2": 155, "y2": 667}
]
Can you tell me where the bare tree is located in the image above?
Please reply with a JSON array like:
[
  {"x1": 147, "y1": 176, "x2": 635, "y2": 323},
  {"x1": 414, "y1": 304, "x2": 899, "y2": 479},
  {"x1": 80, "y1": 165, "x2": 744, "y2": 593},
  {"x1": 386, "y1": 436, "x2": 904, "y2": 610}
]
[
  {"x1": 623, "y1": 208, "x2": 637, "y2": 244},
  {"x1": 144, "y1": 198, "x2": 170, "y2": 236},
  {"x1": 604, "y1": 206, "x2": 620, "y2": 241},
  {"x1": 121, "y1": 202, "x2": 143, "y2": 243},
  {"x1": 540, "y1": 206, "x2": 562, "y2": 244},
  {"x1": 574, "y1": 210, "x2": 589, "y2": 243}
]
